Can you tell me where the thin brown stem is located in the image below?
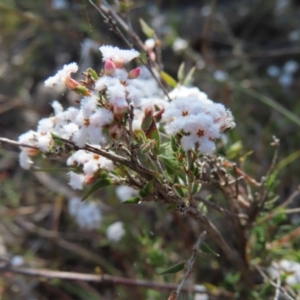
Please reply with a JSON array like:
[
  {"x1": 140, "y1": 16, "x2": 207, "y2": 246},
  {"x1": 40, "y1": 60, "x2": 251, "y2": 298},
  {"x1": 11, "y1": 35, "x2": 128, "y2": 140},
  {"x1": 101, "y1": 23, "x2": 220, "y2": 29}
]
[
  {"x1": 0, "y1": 137, "x2": 39, "y2": 150},
  {"x1": 0, "y1": 264, "x2": 231, "y2": 296},
  {"x1": 169, "y1": 231, "x2": 207, "y2": 299}
]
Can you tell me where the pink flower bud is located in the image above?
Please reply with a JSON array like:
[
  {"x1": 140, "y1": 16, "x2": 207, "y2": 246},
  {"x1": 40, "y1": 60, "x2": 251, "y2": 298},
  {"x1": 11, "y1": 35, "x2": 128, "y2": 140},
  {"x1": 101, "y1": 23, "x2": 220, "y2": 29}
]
[
  {"x1": 149, "y1": 51, "x2": 156, "y2": 62},
  {"x1": 104, "y1": 59, "x2": 116, "y2": 76},
  {"x1": 64, "y1": 77, "x2": 80, "y2": 89},
  {"x1": 84, "y1": 174, "x2": 95, "y2": 185},
  {"x1": 127, "y1": 67, "x2": 141, "y2": 79},
  {"x1": 109, "y1": 125, "x2": 123, "y2": 139},
  {"x1": 111, "y1": 58, "x2": 124, "y2": 69}
]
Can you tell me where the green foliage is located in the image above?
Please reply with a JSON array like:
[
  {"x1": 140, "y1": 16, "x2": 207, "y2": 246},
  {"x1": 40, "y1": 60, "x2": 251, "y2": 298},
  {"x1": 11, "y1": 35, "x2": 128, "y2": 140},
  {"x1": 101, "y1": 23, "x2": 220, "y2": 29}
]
[
  {"x1": 82, "y1": 173, "x2": 112, "y2": 201},
  {"x1": 158, "y1": 261, "x2": 185, "y2": 275}
]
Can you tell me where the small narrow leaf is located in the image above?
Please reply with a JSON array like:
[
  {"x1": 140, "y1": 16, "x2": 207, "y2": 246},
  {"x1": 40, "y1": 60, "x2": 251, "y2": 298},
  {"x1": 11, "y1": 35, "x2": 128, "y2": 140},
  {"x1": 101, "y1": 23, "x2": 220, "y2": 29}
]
[
  {"x1": 177, "y1": 62, "x2": 185, "y2": 83},
  {"x1": 82, "y1": 176, "x2": 112, "y2": 201},
  {"x1": 139, "y1": 18, "x2": 155, "y2": 38},
  {"x1": 158, "y1": 261, "x2": 186, "y2": 275},
  {"x1": 143, "y1": 180, "x2": 154, "y2": 195},
  {"x1": 51, "y1": 133, "x2": 63, "y2": 146},
  {"x1": 200, "y1": 242, "x2": 220, "y2": 257},
  {"x1": 171, "y1": 136, "x2": 179, "y2": 152},
  {"x1": 134, "y1": 129, "x2": 147, "y2": 143},
  {"x1": 146, "y1": 119, "x2": 160, "y2": 154},
  {"x1": 141, "y1": 139, "x2": 155, "y2": 153},
  {"x1": 141, "y1": 109, "x2": 153, "y2": 133},
  {"x1": 139, "y1": 190, "x2": 148, "y2": 198},
  {"x1": 123, "y1": 197, "x2": 141, "y2": 204},
  {"x1": 192, "y1": 182, "x2": 201, "y2": 194},
  {"x1": 175, "y1": 186, "x2": 185, "y2": 197},
  {"x1": 87, "y1": 68, "x2": 99, "y2": 80},
  {"x1": 160, "y1": 71, "x2": 177, "y2": 88},
  {"x1": 159, "y1": 155, "x2": 181, "y2": 173},
  {"x1": 183, "y1": 66, "x2": 196, "y2": 86}
]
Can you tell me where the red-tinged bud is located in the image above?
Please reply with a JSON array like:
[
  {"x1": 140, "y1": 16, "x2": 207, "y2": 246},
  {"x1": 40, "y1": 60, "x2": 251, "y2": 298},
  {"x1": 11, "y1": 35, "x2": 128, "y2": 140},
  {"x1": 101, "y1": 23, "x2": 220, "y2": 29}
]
[
  {"x1": 109, "y1": 125, "x2": 123, "y2": 140},
  {"x1": 64, "y1": 77, "x2": 80, "y2": 89},
  {"x1": 104, "y1": 59, "x2": 116, "y2": 76},
  {"x1": 111, "y1": 58, "x2": 124, "y2": 69},
  {"x1": 149, "y1": 51, "x2": 156, "y2": 62},
  {"x1": 23, "y1": 147, "x2": 39, "y2": 156},
  {"x1": 84, "y1": 174, "x2": 95, "y2": 185},
  {"x1": 153, "y1": 108, "x2": 165, "y2": 122},
  {"x1": 113, "y1": 104, "x2": 128, "y2": 120},
  {"x1": 128, "y1": 67, "x2": 141, "y2": 79}
]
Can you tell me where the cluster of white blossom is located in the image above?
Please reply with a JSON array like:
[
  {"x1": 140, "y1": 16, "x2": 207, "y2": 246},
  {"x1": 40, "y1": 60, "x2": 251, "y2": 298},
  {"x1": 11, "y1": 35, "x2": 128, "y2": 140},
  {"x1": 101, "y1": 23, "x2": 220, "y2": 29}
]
[
  {"x1": 18, "y1": 45, "x2": 235, "y2": 190},
  {"x1": 163, "y1": 86, "x2": 235, "y2": 152}
]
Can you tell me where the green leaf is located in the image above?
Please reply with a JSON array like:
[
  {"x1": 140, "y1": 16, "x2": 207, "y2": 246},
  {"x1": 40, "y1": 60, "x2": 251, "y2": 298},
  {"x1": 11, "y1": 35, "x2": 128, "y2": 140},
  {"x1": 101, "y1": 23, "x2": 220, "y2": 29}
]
[
  {"x1": 139, "y1": 190, "x2": 147, "y2": 198},
  {"x1": 147, "y1": 120, "x2": 160, "y2": 154},
  {"x1": 159, "y1": 155, "x2": 181, "y2": 174},
  {"x1": 140, "y1": 139, "x2": 156, "y2": 153},
  {"x1": 177, "y1": 62, "x2": 185, "y2": 83},
  {"x1": 192, "y1": 182, "x2": 201, "y2": 194},
  {"x1": 183, "y1": 66, "x2": 196, "y2": 86},
  {"x1": 51, "y1": 132, "x2": 63, "y2": 146},
  {"x1": 123, "y1": 197, "x2": 141, "y2": 204},
  {"x1": 82, "y1": 175, "x2": 111, "y2": 201},
  {"x1": 158, "y1": 261, "x2": 186, "y2": 275},
  {"x1": 171, "y1": 136, "x2": 179, "y2": 152},
  {"x1": 200, "y1": 242, "x2": 220, "y2": 257},
  {"x1": 141, "y1": 110, "x2": 160, "y2": 154},
  {"x1": 160, "y1": 71, "x2": 177, "y2": 88},
  {"x1": 143, "y1": 179, "x2": 154, "y2": 195},
  {"x1": 134, "y1": 129, "x2": 147, "y2": 143},
  {"x1": 87, "y1": 68, "x2": 99, "y2": 80},
  {"x1": 266, "y1": 170, "x2": 279, "y2": 190},
  {"x1": 139, "y1": 18, "x2": 155, "y2": 38},
  {"x1": 141, "y1": 109, "x2": 153, "y2": 133},
  {"x1": 175, "y1": 186, "x2": 185, "y2": 197}
]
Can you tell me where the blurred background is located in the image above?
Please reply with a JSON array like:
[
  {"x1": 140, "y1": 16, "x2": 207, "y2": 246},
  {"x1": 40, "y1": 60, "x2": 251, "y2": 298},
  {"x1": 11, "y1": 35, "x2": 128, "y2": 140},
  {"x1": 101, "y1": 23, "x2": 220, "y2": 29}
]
[{"x1": 0, "y1": 0, "x2": 300, "y2": 299}]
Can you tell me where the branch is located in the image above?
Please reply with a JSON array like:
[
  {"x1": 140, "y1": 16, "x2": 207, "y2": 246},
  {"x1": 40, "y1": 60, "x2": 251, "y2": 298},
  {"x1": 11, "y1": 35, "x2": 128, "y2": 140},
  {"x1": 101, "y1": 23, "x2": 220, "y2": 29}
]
[
  {"x1": 254, "y1": 265, "x2": 295, "y2": 300},
  {"x1": 187, "y1": 206, "x2": 250, "y2": 280},
  {"x1": 0, "y1": 264, "x2": 224, "y2": 296},
  {"x1": 169, "y1": 231, "x2": 207, "y2": 300},
  {"x1": 0, "y1": 137, "x2": 39, "y2": 150},
  {"x1": 88, "y1": 0, "x2": 171, "y2": 100}
]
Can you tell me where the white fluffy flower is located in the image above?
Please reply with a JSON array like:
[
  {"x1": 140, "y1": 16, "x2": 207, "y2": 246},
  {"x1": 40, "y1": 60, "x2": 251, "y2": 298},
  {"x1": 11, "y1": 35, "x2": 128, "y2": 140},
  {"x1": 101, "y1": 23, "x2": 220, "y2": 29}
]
[
  {"x1": 44, "y1": 62, "x2": 78, "y2": 87},
  {"x1": 36, "y1": 133, "x2": 52, "y2": 151},
  {"x1": 106, "y1": 221, "x2": 125, "y2": 242},
  {"x1": 99, "y1": 45, "x2": 139, "y2": 64},
  {"x1": 172, "y1": 37, "x2": 188, "y2": 52},
  {"x1": 68, "y1": 171, "x2": 85, "y2": 190},
  {"x1": 116, "y1": 185, "x2": 139, "y2": 202},
  {"x1": 68, "y1": 197, "x2": 102, "y2": 230},
  {"x1": 19, "y1": 151, "x2": 33, "y2": 170},
  {"x1": 37, "y1": 118, "x2": 55, "y2": 133}
]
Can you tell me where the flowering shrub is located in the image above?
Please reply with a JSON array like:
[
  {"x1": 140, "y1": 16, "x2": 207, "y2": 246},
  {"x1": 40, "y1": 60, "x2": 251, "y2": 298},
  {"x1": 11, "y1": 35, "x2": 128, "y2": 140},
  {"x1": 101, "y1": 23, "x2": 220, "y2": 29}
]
[
  {"x1": 17, "y1": 45, "x2": 235, "y2": 197},
  {"x1": 2, "y1": 2, "x2": 299, "y2": 299}
]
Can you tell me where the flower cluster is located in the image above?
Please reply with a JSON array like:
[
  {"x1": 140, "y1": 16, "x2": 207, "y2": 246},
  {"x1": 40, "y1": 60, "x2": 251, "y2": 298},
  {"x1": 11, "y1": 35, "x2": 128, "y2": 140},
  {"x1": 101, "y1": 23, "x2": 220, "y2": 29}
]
[
  {"x1": 18, "y1": 45, "x2": 235, "y2": 191},
  {"x1": 163, "y1": 86, "x2": 235, "y2": 153}
]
